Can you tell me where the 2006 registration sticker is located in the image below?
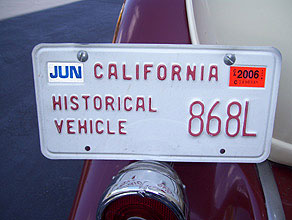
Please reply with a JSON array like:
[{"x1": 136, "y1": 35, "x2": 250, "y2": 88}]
[
  {"x1": 229, "y1": 66, "x2": 266, "y2": 88},
  {"x1": 32, "y1": 44, "x2": 281, "y2": 162}
]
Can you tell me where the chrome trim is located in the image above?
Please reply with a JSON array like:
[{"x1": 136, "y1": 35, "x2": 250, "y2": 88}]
[
  {"x1": 97, "y1": 161, "x2": 186, "y2": 220},
  {"x1": 257, "y1": 161, "x2": 285, "y2": 220}
]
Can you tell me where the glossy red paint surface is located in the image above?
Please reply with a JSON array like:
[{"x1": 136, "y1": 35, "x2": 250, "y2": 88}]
[
  {"x1": 114, "y1": 0, "x2": 191, "y2": 44},
  {"x1": 174, "y1": 163, "x2": 267, "y2": 219},
  {"x1": 69, "y1": 0, "x2": 269, "y2": 219},
  {"x1": 271, "y1": 162, "x2": 292, "y2": 218}
]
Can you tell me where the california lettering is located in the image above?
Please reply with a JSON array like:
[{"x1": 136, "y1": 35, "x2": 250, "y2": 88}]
[{"x1": 94, "y1": 62, "x2": 218, "y2": 81}]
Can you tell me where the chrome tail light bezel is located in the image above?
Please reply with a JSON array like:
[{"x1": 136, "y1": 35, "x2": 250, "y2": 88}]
[{"x1": 96, "y1": 161, "x2": 187, "y2": 220}]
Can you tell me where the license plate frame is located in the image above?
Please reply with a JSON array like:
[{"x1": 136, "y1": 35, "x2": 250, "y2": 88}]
[{"x1": 32, "y1": 43, "x2": 281, "y2": 162}]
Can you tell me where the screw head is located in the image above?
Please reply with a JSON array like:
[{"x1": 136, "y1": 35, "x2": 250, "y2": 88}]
[
  {"x1": 77, "y1": 50, "x2": 88, "y2": 62},
  {"x1": 224, "y1": 53, "x2": 236, "y2": 65}
]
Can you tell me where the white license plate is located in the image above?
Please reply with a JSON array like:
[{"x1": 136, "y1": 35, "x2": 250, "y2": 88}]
[{"x1": 32, "y1": 44, "x2": 281, "y2": 162}]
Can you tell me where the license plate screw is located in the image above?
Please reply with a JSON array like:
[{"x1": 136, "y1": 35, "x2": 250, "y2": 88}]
[
  {"x1": 224, "y1": 53, "x2": 236, "y2": 65},
  {"x1": 77, "y1": 50, "x2": 88, "y2": 62}
]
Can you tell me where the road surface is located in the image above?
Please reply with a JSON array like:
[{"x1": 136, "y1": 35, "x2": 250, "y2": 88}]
[{"x1": 0, "y1": 0, "x2": 123, "y2": 219}]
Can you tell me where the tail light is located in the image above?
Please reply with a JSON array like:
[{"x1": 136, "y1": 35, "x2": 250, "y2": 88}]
[{"x1": 97, "y1": 161, "x2": 187, "y2": 220}]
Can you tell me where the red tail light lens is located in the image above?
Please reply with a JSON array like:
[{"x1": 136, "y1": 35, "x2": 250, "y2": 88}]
[{"x1": 102, "y1": 195, "x2": 178, "y2": 220}]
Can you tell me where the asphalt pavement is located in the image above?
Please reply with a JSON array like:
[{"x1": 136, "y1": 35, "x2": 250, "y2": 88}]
[{"x1": 0, "y1": 0, "x2": 123, "y2": 219}]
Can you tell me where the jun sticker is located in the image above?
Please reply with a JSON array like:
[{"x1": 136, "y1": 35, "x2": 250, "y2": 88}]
[{"x1": 48, "y1": 62, "x2": 84, "y2": 83}]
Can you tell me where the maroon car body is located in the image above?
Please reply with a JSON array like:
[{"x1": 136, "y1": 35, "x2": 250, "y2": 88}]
[{"x1": 69, "y1": 0, "x2": 292, "y2": 219}]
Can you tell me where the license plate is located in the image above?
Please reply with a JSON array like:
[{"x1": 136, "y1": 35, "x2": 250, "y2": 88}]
[{"x1": 32, "y1": 44, "x2": 281, "y2": 162}]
